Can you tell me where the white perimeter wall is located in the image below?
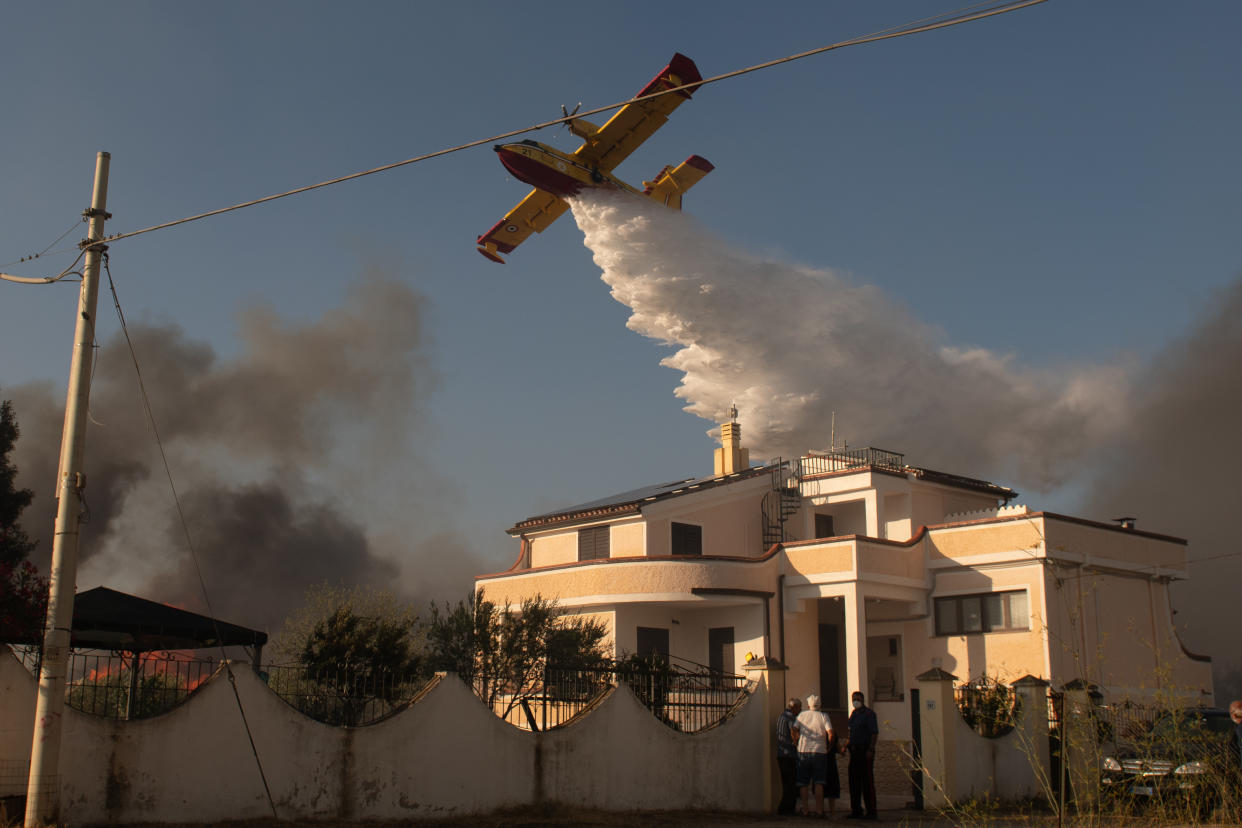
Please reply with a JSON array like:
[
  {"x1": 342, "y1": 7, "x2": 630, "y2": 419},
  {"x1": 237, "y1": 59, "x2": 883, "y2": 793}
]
[{"x1": 0, "y1": 651, "x2": 766, "y2": 823}]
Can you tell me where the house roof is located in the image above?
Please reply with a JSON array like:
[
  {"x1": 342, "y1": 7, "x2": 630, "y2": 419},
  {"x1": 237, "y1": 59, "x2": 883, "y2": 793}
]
[
  {"x1": 507, "y1": 448, "x2": 1016, "y2": 535},
  {"x1": 508, "y1": 463, "x2": 777, "y2": 534},
  {"x1": 64, "y1": 586, "x2": 268, "y2": 652},
  {"x1": 893, "y1": 465, "x2": 1016, "y2": 500}
]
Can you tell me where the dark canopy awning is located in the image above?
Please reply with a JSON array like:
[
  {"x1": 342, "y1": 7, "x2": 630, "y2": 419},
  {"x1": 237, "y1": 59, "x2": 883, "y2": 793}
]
[{"x1": 67, "y1": 586, "x2": 268, "y2": 652}]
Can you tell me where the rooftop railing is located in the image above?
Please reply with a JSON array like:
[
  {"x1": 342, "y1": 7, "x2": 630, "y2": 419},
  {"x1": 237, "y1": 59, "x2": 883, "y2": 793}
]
[{"x1": 797, "y1": 447, "x2": 906, "y2": 478}]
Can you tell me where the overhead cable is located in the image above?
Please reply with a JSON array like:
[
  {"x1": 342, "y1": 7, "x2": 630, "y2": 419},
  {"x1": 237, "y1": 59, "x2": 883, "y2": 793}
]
[
  {"x1": 1, "y1": 0, "x2": 1049, "y2": 268},
  {"x1": 102, "y1": 254, "x2": 280, "y2": 820}
]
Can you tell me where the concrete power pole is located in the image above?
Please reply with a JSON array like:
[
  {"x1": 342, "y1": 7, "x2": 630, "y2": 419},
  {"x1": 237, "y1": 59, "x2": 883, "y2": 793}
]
[{"x1": 25, "y1": 151, "x2": 111, "y2": 828}]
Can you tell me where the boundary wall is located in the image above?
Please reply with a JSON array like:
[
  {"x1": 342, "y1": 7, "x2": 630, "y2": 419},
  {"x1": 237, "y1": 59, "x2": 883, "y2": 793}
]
[
  {"x1": 0, "y1": 651, "x2": 765, "y2": 823},
  {"x1": 917, "y1": 670, "x2": 1052, "y2": 807}
]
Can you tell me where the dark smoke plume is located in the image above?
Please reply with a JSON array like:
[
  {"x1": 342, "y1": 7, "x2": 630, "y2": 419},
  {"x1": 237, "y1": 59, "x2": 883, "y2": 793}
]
[
  {"x1": 1082, "y1": 277, "x2": 1242, "y2": 700},
  {"x1": 9, "y1": 272, "x2": 478, "y2": 633}
]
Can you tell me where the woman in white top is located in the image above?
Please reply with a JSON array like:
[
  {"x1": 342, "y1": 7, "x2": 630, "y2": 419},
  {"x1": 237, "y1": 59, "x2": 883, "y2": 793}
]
[{"x1": 791, "y1": 693, "x2": 839, "y2": 818}]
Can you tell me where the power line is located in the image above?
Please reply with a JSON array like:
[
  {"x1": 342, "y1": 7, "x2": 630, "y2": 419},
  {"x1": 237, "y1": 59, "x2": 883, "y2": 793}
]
[
  {"x1": 1, "y1": 0, "x2": 1049, "y2": 267},
  {"x1": 0, "y1": 217, "x2": 85, "y2": 269}
]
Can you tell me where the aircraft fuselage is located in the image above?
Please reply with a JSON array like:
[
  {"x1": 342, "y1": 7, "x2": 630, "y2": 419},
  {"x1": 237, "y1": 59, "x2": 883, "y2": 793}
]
[{"x1": 493, "y1": 140, "x2": 641, "y2": 200}]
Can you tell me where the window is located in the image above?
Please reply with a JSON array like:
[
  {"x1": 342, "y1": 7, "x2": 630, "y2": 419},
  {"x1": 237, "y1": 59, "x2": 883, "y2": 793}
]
[
  {"x1": 636, "y1": 627, "x2": 669, "y2": 659},
  {"x1": 671, "y1": 522, "x2": 702, "y2": 555},
  {"x1": 577, "y1": 525, "x2": 610, "y2": 561},
  {"x1": 708, "y1": 627, "x2": 734, "y2": 687},
  {"x1": 935, "y1": 590, "x2": 1029, "y2": 635},
  {"x1": 815, "y1": 513, "x2": 835, "y2": 538},
  {"x1": 708, "y1": 627, "x2": 734, "y2": 674}
]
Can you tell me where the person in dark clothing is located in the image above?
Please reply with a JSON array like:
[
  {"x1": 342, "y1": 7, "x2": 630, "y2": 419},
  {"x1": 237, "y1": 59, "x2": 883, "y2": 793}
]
[
  {"x1": 1231, "y1": 700, "x2": 1242, "y2": 773},
  {"x1": 846, "y1": 690, "x2": 879, "y2": 820},
  {"x1": 776, "y1": 697, "x2": 802, "y2": 815}
]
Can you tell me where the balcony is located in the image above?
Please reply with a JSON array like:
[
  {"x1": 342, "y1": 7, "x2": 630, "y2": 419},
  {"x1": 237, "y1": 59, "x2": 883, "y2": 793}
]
[{"x1": 796, "y1": 448, "x2": 906, "y2": 478}]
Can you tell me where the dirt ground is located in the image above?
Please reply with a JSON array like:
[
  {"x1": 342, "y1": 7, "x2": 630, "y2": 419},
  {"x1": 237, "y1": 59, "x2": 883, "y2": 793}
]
[
  {"x1": 6, "y1": 801, "x2": 1242, "y2": 827},
  {"x1": 7, "y1": 807, "x2": 1237, "y2": 828}
]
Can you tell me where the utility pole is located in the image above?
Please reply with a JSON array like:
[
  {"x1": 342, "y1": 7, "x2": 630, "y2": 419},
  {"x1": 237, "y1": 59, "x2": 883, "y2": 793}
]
[{"x1": 25, "y1": 151, "x2": 111, "y2": 828}]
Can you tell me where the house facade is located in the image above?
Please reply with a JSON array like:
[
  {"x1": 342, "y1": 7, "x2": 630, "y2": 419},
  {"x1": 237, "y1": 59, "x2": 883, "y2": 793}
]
[{"x1": 476, "y1": 419, "x2": 1213, "y2": 739}]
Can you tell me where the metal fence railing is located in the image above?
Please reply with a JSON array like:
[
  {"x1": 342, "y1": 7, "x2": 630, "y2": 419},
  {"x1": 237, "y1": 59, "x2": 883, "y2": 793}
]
[
  {"x1": 10, "y1": 647, "x2": 750, "y2": 732},
  {"x1": 260, "y1": 663, "x2": 431, "y2": 726},
  {"x1": 954, "y1": 678, "x2": 1019, "y2": 738},
  {"x1": 492, "y1": 657, "x2": 751, "y2": 733},
  {"x1": 797, "y1": 448, "x2": 906, "y2": 477},
  {"x1": 10, "y1": 647, "x2": 429, "y2": 727},
  {"x1": 13, "y1": 646, "x2": 224, "y2": 720},
  {"x1": 1094, "y1": 699, "x2": 1162, "y2": 745}
]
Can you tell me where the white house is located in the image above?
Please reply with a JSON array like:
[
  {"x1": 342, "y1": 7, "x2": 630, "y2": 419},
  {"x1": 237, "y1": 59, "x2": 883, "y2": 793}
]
[{"x1": 477, "y1": 417, "x2": 1213, "y2": 740}]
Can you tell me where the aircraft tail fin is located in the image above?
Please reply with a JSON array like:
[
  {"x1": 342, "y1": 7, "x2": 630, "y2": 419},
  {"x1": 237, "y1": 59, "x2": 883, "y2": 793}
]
[{"x1": 642, "y1": 155, "x2": 714, "y2": 209}]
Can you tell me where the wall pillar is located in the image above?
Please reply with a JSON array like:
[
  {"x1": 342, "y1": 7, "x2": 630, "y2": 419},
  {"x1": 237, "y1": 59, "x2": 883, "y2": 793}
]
[
  {"x1": 844, "y1": 589, "x2": 867, "y2": 702},
  {"x1": 1061, "y1": 680, "x2": 1100, "y2": 813},
  {"x1": 1011, "y1": 675, "x2": 1052, "y2": 804},
  {"x1": 743, "y1": 657, "x2": 787, "y2": 813},
  {"x1": 915, "y1": 668, "x2": 958, "y2": 809}
]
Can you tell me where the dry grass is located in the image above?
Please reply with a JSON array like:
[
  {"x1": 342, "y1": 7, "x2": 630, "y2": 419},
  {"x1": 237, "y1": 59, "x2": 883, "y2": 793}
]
[{"x1": 5, "y1": 801, "x2": 1242, "y2": 828}]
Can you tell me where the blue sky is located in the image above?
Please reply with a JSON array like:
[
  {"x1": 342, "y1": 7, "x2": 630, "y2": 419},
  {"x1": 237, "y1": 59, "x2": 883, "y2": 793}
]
[{"x1": 2, "y1": 1, "x2": 1240, "y2": 611}]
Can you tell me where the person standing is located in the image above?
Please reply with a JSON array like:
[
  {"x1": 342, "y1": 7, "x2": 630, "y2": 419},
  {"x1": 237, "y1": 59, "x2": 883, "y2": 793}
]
[
  {"x1": 1230, "y1": 700, "x2": 1242, "y2": 773},
  {"x1": 846, "y1": 690, "x2": 879, "y2": 820},
  {"x1": 792, "y1": 693, "x2": 839, "y2": 819},
  {"x1": 776, "y1": 697, "x2": 802, "y2": 815}
]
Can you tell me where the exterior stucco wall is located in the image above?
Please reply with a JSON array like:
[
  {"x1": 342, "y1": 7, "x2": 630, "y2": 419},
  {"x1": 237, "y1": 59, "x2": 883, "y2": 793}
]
[
  {"x1": 539, "y1": 674, "x2": 766, "y2": 811},
  {"x1": 928, "y1": 519, "x2": 1046, "y2": 562},
  {"x1": 567, "y1": 608, "x2": 618, "y2": 655},
  {"x1": 947, "y1": 693, "x2": 1048, "y2": 801},
  {"x1": 783, "y1": 541, "x2": 854, "y2": 577},
  {"x1": 529, "y1": 530, "x2": 579, "y2": 568},
  {"x1": 0, "y1": 651, "x2": 765, "y2": 822},
  {"x1": 0, "y1": 650, "x2": 38, "y2": 801},
  {"x1": 612, "y1": 602, "x2": 764, "y2": 673},
  {"x1": 646, "y1": 491, "x2": 766, "y2": 558},
  {"x1": 857, "y1": 540, "x2": 923, "y2": 581},
  {"x1": 911, "y1": 491, "x2": 947, "y2": 533},
  {"x1": 882, "y1": 492, "x2": 913, "y2": 541},
  {"x1": 1044, "y1": 520, "x2": 1187, "y2": 573},
  {"x1": 611, "y1": 520, "x2": 645, "y2": 557},
  {"x1": 916, "y1": 563, "x2": 1049, "y2": 685},
  {"x1": 479, "y1": 555, "x2": 780, "y2": 609},
  {"x1": 528, "y1": 517, "x2": 645, "y2": 568},
  {"x1": 1043, "y1": 568, "x2": 1212, "y2": 701},
  {"x1": 798, "y1": 470, "x2": 875, "y2": 501}
]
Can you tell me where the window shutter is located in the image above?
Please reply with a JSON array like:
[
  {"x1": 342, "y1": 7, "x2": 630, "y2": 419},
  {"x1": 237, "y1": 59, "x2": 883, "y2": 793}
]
[
  {"x1": 577, "y1": 525, "x2": 610, "y2": 561},
  {"x1": 671, "y1": 522, "x2": 702, "y2": 555}
]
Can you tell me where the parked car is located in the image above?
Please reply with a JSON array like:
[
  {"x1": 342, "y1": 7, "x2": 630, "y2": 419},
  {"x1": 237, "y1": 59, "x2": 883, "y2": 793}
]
[{"x1": 1101, "y1": 707, "x2": 1235, "y2": 815}]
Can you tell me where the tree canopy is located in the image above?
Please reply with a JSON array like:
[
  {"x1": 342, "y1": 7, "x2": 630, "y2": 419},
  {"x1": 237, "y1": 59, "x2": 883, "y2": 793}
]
[
  {"x1": 0, "y1": 397, "x2": 46, "y2": 643},
  {"x1": 300, "y1": 604, "x2": 422, "y2": 678},
  {"x1": 267, "y1": 584, "x2": 609, "y2": 726},
  {"x1": 270, "y1": 582, "x2": 423, "y2": 668},
  {"x1": 425, "y1": 589, "x2": 609, "y2": 719}
]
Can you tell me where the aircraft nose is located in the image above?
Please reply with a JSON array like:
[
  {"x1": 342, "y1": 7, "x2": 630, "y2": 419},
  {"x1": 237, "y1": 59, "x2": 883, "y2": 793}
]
[{"x1": 493, "y1": 145, "x2": 503, "y2": 153}]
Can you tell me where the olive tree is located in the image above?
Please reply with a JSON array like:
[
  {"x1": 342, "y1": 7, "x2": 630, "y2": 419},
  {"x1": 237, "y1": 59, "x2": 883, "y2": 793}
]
[{"x1": 425, "y1": 589, "x2": 609, "y2": 720}]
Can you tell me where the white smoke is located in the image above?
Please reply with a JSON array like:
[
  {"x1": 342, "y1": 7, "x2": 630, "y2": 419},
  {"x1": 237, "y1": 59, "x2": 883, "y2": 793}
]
[{"x1": 570, "y1": 192, "x2": 1125, "y2": 489}]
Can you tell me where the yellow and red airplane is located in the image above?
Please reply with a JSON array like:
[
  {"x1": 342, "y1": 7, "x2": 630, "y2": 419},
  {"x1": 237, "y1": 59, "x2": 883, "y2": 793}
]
[{"x1": 477, "y1": 53, "x2": 712, "y2": 264}]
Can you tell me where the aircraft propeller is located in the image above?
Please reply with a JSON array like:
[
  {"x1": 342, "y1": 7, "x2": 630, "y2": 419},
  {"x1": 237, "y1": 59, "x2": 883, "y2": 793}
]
[{"x1": 561, "y1": 102, "x2": 581, "y2": 128}]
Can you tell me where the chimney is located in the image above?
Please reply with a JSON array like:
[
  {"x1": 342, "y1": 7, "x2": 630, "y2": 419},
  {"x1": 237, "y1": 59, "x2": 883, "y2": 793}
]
[{"x1": 714, "y1": 406, "x2": 749, "y2": 476}]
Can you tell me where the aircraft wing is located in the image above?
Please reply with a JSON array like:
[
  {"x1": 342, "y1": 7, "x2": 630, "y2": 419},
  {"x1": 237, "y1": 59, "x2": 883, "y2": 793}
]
[
  {"x1": 572, "y1": 53, "x2": 703, "y2": 172},
  {"x1": 476, "y1": 188, "x2": 570, "y2": 263}
]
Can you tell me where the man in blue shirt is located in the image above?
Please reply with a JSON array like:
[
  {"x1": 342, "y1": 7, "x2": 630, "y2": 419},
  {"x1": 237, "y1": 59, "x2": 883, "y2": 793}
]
[
  {"x1": 775, "y1": 697, "x2": 802, "y2": 815},
  {"x1": 846, "y1": 690, "x2": 879, "y2": 820}
]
